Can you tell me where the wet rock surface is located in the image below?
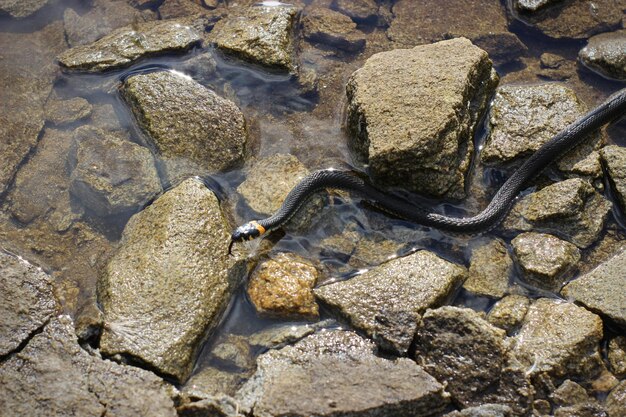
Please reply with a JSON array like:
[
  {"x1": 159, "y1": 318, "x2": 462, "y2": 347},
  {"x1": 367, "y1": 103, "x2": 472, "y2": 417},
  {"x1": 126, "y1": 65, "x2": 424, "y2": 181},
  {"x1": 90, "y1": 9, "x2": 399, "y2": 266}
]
[
  {"x1": 0, "y1": 251, "x2": 56, "y2": 357},
  {"x1": 487, "y1": 294, "x2": 531, "y2": 335},
  {"x1": 45, "y1": 96, "x2": 92, "y2": 126},
  {"x1": 511, "y1": 232, "x2": 581, "y2": 291},
  {"x1": 98, "y1": 178, "x2": 240, "y2": 383},
  {"x1": 0, "y1": 0, "x2": 49, "y2": 18},
  {"x1": 415, "y1": 306, "x2": 533, "y2": 414},
  {"x1": 236, "y1": 330, "x2": 450, "y2": 416},
  {"x1": 0, "y1": 315, "x2": 176, "y2": 417},
  {"x1": 183, "y1": 366, "x2": 247, "y2": 398},
  {"x1": 209, "y1": 4, "x2": 299, "y2": 72},
  {"x1": 561, "y1": 248, "x2": 626, "y2": 327},
  {"x1": 606, "y1": 380, "x2": 626, "y2": 417},
  {"x1": 315, "y1": 250, "x2": 466, "y2": 354},
  {"x1": 464, "y1": 238, "x2": 512, "y2": 298},
  {"x1": 601, "y1": 145, "x2": 626, "y2": 213},
  {"x1": 247, "y1": 252, "x2": 319, "y2": 319},
  {"x1": 334, "y1": 0, "x2": 378, "y2": 23},
  {"x1": 608, "y1": 336, "x2": 626, "y2": 378},
  {"x1": 347, "y1": 37, "x2": 498, "y2": 199},
  {"x1": 443, "y1": 404, "x2": 514, "y2": 417},
  {"x1": 58, "y1": 20, "x2": 202, "y2": 72},
  {"x1": 302, "y1": 6, "x2": 366, "y2": 53},
  {"x1": 579, "y1": 30, "x2": 626, "y2": 80},
  {"x1": 502, "y1": 178, "x2": 612, "y2": 248}
]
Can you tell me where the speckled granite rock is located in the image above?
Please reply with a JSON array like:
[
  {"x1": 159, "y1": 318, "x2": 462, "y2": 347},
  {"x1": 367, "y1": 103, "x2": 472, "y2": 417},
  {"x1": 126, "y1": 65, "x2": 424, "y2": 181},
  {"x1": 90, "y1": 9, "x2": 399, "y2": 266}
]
[
  {"x1": 99, "y1": 178, "x2": 240, "y2": 383},
  {"x1": 58, "y1": 20, "x2": 201, "y2": 72},
  {"x1": 561, "y1": 248, "x2": 626, "y2": 328},
  {"x1": 0, "y1": 0, "x2": 49, "y2": 18},
  {"x1": 302, "y1": 6, "x2": 366, "y2": 52},
  {"x1": 502, "y1": 178, "x2": 611, "y2": 248},
  {"x1": 315, "y1": 250, "x2": 466, "y2": 354},
  {"x1": 236, "y1": 330, "x2": 450, "y2": 416},
  {"x1": 0, "y1": 252, "x2": 56, "y2": 357},
  {"x1": 511, "y1": 232, "x2": 580, "y2": 291},
  {"x1": 247, "y1": 252, "x2": 319, "y2": 319},
  {"x1": 601, "y1": 145, "x2": 626, "y2": 213},
  {"x1": 606, "y1": 380, "x2": 626, "y2": 417},
  {"x1": 347, "y1": 37, "x2": 498, "y2": 199},
  {"x1": 415, "y1": 306, "x2": 533, "y2": 414},
  {"x1": 487, "y1": 294, "x2": 531, "y2": 335},
  {"x1": 0, "y1": 315, "x2": 176, "y2": 417},
  {"x1": 579, "y1": 30, "x2": 626, "y2": 80},
  {"x1": 464, "y1": 238, "x2": 512, "y2": 298},
  {"x1": 45, "y1": 96, "x2": 92, "y2": 126},
  {"x1": 482, "y1": 84, "x2": 603, "y2": 179},
  {"x1": 209, "y1": 4, "x2": 299, "y2": 71},
  {"x1": 608, "y1": 336, "x2": 626, "y2": 378}
]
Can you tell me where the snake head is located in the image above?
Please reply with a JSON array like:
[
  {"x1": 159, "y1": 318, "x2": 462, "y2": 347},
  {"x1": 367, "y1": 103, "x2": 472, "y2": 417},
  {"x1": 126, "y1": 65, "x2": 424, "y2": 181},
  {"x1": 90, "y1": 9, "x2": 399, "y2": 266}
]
[{"x1": 228, "y1": 221, "x2": 266, "y2": 255}]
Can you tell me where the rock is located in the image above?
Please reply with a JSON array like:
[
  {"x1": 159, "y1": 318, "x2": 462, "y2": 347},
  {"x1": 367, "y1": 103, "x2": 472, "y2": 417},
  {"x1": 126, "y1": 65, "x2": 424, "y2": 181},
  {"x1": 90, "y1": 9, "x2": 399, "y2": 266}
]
[
  {"x1": 302, "y1": 6, "x2": 366, "y2": 52},
  {"x1": 561, "y1": 248, "x2": 626, "y2": 328},
  {"x1": 608, "y1": 336, "x2": 626, "y2": 378},
  {"x1": 210, "y1": 334, "x2": 255, "y2": 372},
  {"x1": 45, "y1": 96, "x2": 92, "y2": 126},
  {"x1": 579, "y1": 30, "x2": 626, "y2": 80},
  {"x1": 511, "y1": 232, "x2": 581, "y2": 291},
  {"x1": 58, "y1": 20, "x2": 201, "y2": 72},
  {"x1": 538, "y1": 52, "x2": 578, "y2": 81},
  {"x1": 606, "y1": 380, "x2": 626, "y2": 417},
  {"x1": 315, "y1": 250, "x2": 466, "y2": 354},
  {"x1": 177, "y1": 395, "x2": 243, "y2": 417},
  {"x1": 0, "y1": 315, "x2": 176, "y2": 416},
  {"x1": 601, "y1": 145, "x2": 626, "y2": 213},
  {"x1": 0, "y1": 0, "x2": 49, "y2": 18},
  {"x1": 487, "y1": 294, "x2": 531, "y2": 335},
  {"x1": 334, "y1": 0, "x2": 378, "y2": 23},
  {"x1": 91, "y1": 103, "x2": 125, "y2": 132},
  {"x1": 236, "y1": 330, "x2": 450, "y2": 416},
  {"x1": 552, "y1": 379, "x2": 590, "y2": 407},
  {"x1": 247, "y1": 252, "x2": 319, "y2": 319},
  {"x1": 98, "y1": 178, "x2": 240, "y2": 383},
  {"x1": 209, "y1": 4, "x2": 299, "y2": 72},
  {"x1": 184, "y1": 367, "x2": 247, "y2": 398},
  {"x1": 443, "y1": 404, "x2": 515, "y2": 417},
  {"x1": 68, "y1": 127, "x2": 162, "y2": 217},
  {"x1": 464, "y1": 238, "x2": 512, "y2": 298},
  {"x1": 0, "y1": 21, "x2": 66, "y2": 196},
  {"x1": 510, "y1": 0, "x2": 623, "y2": 39},
  {"x1": 554, "y1": 402, "x2": 608, "y2": 417},
  {"x1": 346, "y1": 37, "x2": 498, "y2": 199},
  {"x1": 482, "y1": 84, "x2": 603, "y2": 179},
  {"x1": 388, "y1": 0, "x2": 526, "y2": 63},
  {"x1": 0, "y1": 252, "x2": 56, "y2": 357},
  {"x1": 502, "y1": 178, "x2": 612, "y2": 248},
  {"x1": 63, "y1": 0, "x2": 156, "y2": 47},
  {"x1": 415, "y1": 306, "x2": 533, "y2": 414},
  {"x1": 122, "y1": 70, "x2": 247, "y2": 181},
  {"x1": 247, "y1": 320, "x2": 333, "y2": 349},
  {"x1": 512, "y1": 298, "x2": 604, "y2": 383}
]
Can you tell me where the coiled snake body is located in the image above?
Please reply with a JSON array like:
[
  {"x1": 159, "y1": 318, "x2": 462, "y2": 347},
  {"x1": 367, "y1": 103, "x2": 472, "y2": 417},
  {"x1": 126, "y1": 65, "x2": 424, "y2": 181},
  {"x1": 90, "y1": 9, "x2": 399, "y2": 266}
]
[{"x1": 229, "y1": 88, "x2": 626, "y2": 252}]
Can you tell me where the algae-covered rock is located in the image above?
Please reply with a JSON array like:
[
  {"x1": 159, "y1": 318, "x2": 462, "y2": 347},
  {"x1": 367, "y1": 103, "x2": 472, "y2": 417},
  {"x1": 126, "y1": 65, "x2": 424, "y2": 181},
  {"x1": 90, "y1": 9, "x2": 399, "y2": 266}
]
[
  {"x1": 315, "y1": 250, "x2": 466, "y2": 354},
  {"x1": 487, "y1": 294, "x2": 531, "y2": 335},
  {"x1": 0, "y1": 0, "x2": 49, "y2": 18},
  {"x1": 334, "y1": 0, "x2": 378, "y2": 23},
  {"x1": 99, "y1": 178, "x2": 240, "y2": 383},
  {"x1": 464, "y1": 238, "x2": 512, "y2": 298},
  {"x1": 347, "y1": 37, "x2": 498, "y2": 199},
  {"x1": 579, "y1": 30, "x2": 626, "y2": 80},
  {"x1": 58, "y1": 20, "x2": 201, "y2": 72},
  {"x1": 302, "y1": 6, "x2": 366, "y2": 52},
  {"x1": 45, "y1": 96, "x2": 92, "y2": 126}
]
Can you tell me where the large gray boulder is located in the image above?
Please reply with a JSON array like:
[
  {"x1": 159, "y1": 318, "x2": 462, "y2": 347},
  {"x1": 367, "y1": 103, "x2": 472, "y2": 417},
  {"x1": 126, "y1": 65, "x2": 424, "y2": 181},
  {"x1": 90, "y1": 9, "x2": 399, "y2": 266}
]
[
  {"x1": 315, "y1": 250, "x2": 466, "y2": 354},
  {"x1": 346, "y1": 37, "x2": 498, "y2": 199},
  {"x1": 99, "y1": 178, "x2": 241, "y2": 383}
]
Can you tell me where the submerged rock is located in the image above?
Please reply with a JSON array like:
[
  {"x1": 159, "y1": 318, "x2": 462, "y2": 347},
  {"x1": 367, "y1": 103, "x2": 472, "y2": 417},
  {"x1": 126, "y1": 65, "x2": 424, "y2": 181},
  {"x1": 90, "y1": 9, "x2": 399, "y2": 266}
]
[
  {"x1": 347, "y1": 37, "x2": 498, "y2": 199},
  {"x1": 0, "y1": 0, "x2": 49, "y2": 18},
  {"x1": 443, "y1": 404, "x2": 514, "y2": 417},
  {"x1": 464, "y1": 238, "x2": 512, "y2": 298},
  {"x1": 209, "y1": 4, "x2": 299, "y2": 72},
  {"x1": 315, "y1": 250, "x2": 466, "y2": 354},
  {"x1": 579, "y1": 30, "x2": 626, "y2": 80},
  {"x1": 415, "y1": 306, "x2": 533, "y2": 414},
  {"x1": 0, "y1": 252, "x2": 56, "y2": 357},
  {"x1": 236, "y1": 330, "x2": 450, "y2": 416},
  {"x1": 502, "y1": 178, "x2": 611, "y2": 248},
  {"x1": 58, "y1": 20, "x2": 201, "y2": 72},
  {"x1": 45, "y1": 96, "x2": 92, "y2": 126},
  {"x1": 608, "y1": 336, "x2": 626, "y2": 378},
  {"x1": 600, "y1": 145, "x2": 626, "y2": 213},
  {"x1": 183, "y1": 367, "x2": 246, "y2": 399},
  {"x1": 302, "y1": 6, "x2": 366, "y2": 53},
  {"x1": 122, "y1": 70, "x2": 247, "y2": 181},
  {"x1": 561, "y1": 248, "x2": 626, "y2": 328},
  {"x1": 487, "y1": 294, "x2": 531, "y2": 335},
  {"x1": 99, "y1": 178, "x2": 240, "y2": 383},
  {"x1": 606, "y1": 380, "x2": 626, "y2": 417},
  {"x1": 334, "y1": 0, "x2": 378, "y2": 23},
  {"x1": 0, "y1": 315, "x2": 176, "y2": 417}
]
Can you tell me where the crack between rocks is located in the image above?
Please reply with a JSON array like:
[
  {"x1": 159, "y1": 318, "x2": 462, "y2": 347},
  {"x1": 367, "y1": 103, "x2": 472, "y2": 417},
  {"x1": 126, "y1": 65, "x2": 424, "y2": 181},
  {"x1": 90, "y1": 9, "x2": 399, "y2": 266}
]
[{"x1": 0, "y1": 316, "x2": 51, "y2": 364}]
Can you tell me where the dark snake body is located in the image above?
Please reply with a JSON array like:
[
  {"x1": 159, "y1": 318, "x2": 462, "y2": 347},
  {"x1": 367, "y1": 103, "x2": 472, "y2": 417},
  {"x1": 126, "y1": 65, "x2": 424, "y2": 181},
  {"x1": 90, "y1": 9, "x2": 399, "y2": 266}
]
[{"x1": 232, "y1": 88, "x2": 626, "y2": 243}]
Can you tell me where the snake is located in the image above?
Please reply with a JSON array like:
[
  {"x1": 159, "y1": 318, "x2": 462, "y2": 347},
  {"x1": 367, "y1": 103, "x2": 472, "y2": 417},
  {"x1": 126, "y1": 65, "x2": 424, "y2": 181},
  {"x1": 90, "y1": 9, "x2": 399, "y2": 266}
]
[{"x1": 229, "y1": 88, "x2": 626, "y2": 254}]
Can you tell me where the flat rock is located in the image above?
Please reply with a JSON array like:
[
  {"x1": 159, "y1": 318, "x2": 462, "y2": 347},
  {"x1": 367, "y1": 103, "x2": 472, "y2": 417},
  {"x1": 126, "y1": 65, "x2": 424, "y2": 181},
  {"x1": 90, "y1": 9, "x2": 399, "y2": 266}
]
[
  {"x1": 601, "y1": 145, "x2": 626, "y2": 213},
  {"x1": 99, "y1": 178, "x2": 240, "y2": 383},
  {"x1": 511, "y1": 232, "x2": 580, "y2": 291},
  {"x1": 579, "y1": 30, "x2": 626, "y2": 80},
  {"x1": 606, "y1": 380, "x2": 626, "y2": 417},
  {"x1": 502, "y1": 178, "x2": 612, "y2": 248},
  {"x1": 482, "y1": 83, "x2": 603, "y2": 179},
  {"x1": 414, "y1": 306, "x2": 533, "y2": 414},
  {"x1": 315, "y1": 250, "x2": 466, "y2": 354},
  {"x1": 510, "y1": 0, "x2": 623, "y2": 39},
  {"x1": 236, "y1": 330, "x2": 450, "y2": 416},
  {"x1": 45, "y1": 96, "x2": 92, "y2": 126},
  {"x1": 608, "y1": 336, "x2": 626, "y2": 378},
  {"x1": 487, "y1": 294, "x2": 531, "y2": 335},
  {"x1": 334, "y1": 0, "x2": 378, "y2": 23},
  {"x1": 512, "y1": 298, "x2": 604, "y2": 382},
  {"x1": 0, "y1": 252, "x2": 56, "y2": 357},
  {"x1": 443, "y1": 404, "x2": 514, "y2": 417},
  {"x1": 346, "y1": 37, "x2": 498, "y2": 199},
  {"x1": 247, "y1": 252, "x2": 319, "y2": 319},
  {"x1": 177, "y1": 395, "x2": 243, "y2": 417},
  {"x1": 58, "y1": 20, "x2": 201, "y2": 72},
  {"x1": 464, "y1": 238, "x2": 512, "y2": 298},
  {"x1": 0, "y1": 315, "x2": 176, "y2": 417},
  {"x1": 302, "y1": 6, "x2": 366, "y2": 53},
  {"x1": 69, "y1": 127, "x2": 162, "y2": 217},
  {"x1": 388, "y1": 0, "x2": 526, "y2": 63},
  {"x1": 0, "y1": 0, "x2": 49, "y2": 18},
  {"x1": 561, "y1": 248, "x2": 626, "y2": 328},
  {"x1": 209, "y1": 4, "x2": 299, "y2": 72},
  {"x1": 247, "y1": 320, "x2": 333, "y2": 349},
  {"x1": 183, "y1": 367, "x2": 247, "y2": 399}
]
